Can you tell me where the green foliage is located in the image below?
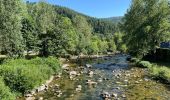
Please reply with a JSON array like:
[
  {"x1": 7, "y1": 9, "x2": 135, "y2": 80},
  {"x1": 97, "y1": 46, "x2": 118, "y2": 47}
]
[
  {"x1": 88, "y1": 36, "x2": 100, "y2": 54},
  {"x1": 0, "y1": 57, "x2": 61, "y2": 93},
  {"x1": 0, "y1": 77, "x2": 15, "y2": 100},
  {"x1": 98, "y1": 40, "x2": 109, "y2": 54},
  {"x1": 1, "y1": 0, "x2": 121, "y2": 58},
  {"x1": 123, "y1": 0, "x2": 170, "y2": 58},
  {"x1": 149, "y1": 65, "x2": 170, "y2": 83},
  {"x1": 137, "y1": 61, "x2": 152, "y2": 68},
  {"x1": 21, "y1": 13, "x2": 39, "y2": 53},
  {"x1": 119, "y1": 44, "x2": 127, "y2": 53},
  {"x1": 129, "y1": 57, "x2": 140, "y2": 63},
  {"x1": 0, "y1": 0, "x2": 25, "y2": 57}
]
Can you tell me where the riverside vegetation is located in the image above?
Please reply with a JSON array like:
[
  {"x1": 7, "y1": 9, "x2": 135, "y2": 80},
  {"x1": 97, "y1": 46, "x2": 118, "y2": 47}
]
[
  {"x1": 0, "y1": 0, "x2": 170, "y2": 99},
  {"x1": 130, "y1": 58, "x2": 170, "y2": 84},
  {"x1": 0, "y1": 57, "x2": 61, "y2": 100}
]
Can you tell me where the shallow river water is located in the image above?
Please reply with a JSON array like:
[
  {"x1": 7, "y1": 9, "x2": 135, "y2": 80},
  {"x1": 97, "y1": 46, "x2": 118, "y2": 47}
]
[{"x1": 31, "y1": 54, "x2": 170, "y2": 100}]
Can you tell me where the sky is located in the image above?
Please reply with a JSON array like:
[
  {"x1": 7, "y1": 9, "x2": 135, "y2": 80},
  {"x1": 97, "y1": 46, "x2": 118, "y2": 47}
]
[{"x1": 26, "y1": 0, "x2": 131, "y2": 18}]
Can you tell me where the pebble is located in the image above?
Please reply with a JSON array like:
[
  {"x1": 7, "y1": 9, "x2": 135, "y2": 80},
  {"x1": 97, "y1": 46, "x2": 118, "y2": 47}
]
[
  {"x1": 86, "y1": 64, "x2": 92, "y2": 68},
  {"x1": 101, "y1": 91, "x2": 111, "y2": 99},
  {"x1": 98, "y1": 78, "x2": 103, "y2": 82},
  {"x1": 112, "y1": 93, "x2": 118, "y2": 97},
  {"x1": 122, "y1": 94, "x2": 126, "y2": 98},
  {"x1": 135, "y1": 81, "x2": 140, "y2": 84},
  {"x1": 38, "y1": 97, "x2": 43, "y2": 100},
  {"x1": 76, "y1": 85, "x2": 82, "y2": 92},
  {"x1": 86, "y1": 80, "x2": 97, "y2": 85},
  {"x1": 88, "y1": 71, "x2": 94, "y2": 77},
  {"x1": 26, "y1": 97, "x2": 35, "y2": 100}
]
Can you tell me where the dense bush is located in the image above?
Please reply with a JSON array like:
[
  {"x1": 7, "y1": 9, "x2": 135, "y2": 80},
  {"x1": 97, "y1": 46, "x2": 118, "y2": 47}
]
[
  {"x1": 149, "y1": 65, "x2": 170, "y2": 83},
  {"x1": 129, "y1": 57, "x2": 140, "y2": 63},
  {"x1": 0, "y1": 77, "x2": 15, "y2": 100},
  {"x1": 0, "y1": 57, "x2": 61, "y2": 94},
  {"x1": 137, "y1": 61, "x2": 152, "y2": 68}
]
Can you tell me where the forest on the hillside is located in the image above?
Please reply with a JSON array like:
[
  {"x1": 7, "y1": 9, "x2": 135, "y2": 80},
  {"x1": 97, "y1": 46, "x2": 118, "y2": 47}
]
[{"x1": 0, "y1": 1, "x2": 126, "y2": 58}]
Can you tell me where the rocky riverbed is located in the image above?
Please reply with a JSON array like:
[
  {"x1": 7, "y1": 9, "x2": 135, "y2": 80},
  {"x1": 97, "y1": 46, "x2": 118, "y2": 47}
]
[{"x1": 19, "y1": 54, "x2": 170, "y2": 100}]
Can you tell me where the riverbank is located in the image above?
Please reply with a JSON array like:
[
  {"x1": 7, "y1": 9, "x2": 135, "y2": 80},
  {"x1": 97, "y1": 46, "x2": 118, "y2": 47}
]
[
  {"x1": 0, "y1": 57, "x2": 61, "y2": 100},
  {"x1": 69, "y1": 52, "x2": 118, "y2": 60},
  {"x1": 130, "y1": 58, "x2": 170, "y2": 84}
]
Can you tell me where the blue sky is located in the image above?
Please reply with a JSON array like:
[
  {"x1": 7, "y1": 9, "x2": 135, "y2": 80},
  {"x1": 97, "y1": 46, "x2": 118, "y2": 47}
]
[{"x1": 26, "y1": 0, "x2": 131, "y2": 18}]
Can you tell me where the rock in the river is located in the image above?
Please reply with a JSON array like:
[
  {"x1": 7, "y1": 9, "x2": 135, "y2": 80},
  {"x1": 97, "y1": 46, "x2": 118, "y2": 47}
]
[
  {"x1": 98, "y1": 78, "x2": 103, "y2": 82},
  {"x1": 62, "y1": 64, "x2": 69, "y2": 69},
  {"x1": 76, "y1": 85, "x2": 82, "y2": 92},
  {"x1": 101, "y1": 91, "x2": 111, "y2": 99},
  {"x1": 115, "y1": 87, "x2": 120, "y2": 90},
  {"x1": 69, "y1": 71, "x2": 77, "y2": 79},
  {"x1": 26, "y1": 97, "x2": 35, "y2": 100},
  {"x1": 38, "y1": 97, "x2": 43, "y2": 100},
  {"x1": 86, "y1": 64, "x2": 92, "y2": 68},
  {"x1": 25, "y1": 94, "x2": 33, "y2": 97},
  {"x1": 36, "y1": 84, "x2": 46, "y2": 92},
  {"x1": 144, "y1": 78, "x2": 149, "y2": 81},
  {"x1": 54, "y1": 84, "x2": 60, "y2": 89},
  {"x1": 69, "y1": 71, "x2": 77, "y2": 76},
  {"x1": 122, "y1": 94, "x2": 126, "y2": 98},
  {"x1": 112, "y1": 93, "x2": 118, "y2": 98},
  {"x1": 55, "y1": 74, "x2": 61, "y2": 78},
  {"x1": 103, "y1": 78, "x2": 109, "y2": 81},
  {"x1": 124, "y1": 80, "x2": 129, "y2": 84},
  {"x1": 135, "y1": 81, "x2": 140, "y2": 84},
  {"x1": 88, "y1": 70, "x2": 94, "y2": 77},
  {"x1": 125, "y1": 74, "x2": 130, "y2": 77},
  {"x1": 115, "y1": 81, "x2": 121, "y2": 84},
  {"x1": 55, "y1": 90, "x2": 62, "y2": 97},
  {"x1": 86, "y1": 80, "x2": 97, "y2": 85}
]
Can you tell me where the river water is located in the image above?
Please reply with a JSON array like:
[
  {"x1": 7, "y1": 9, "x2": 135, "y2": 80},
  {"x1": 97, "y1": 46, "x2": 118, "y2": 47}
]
[{"x1": 32, "y1": 54, "x2": 170, "y2": 100}]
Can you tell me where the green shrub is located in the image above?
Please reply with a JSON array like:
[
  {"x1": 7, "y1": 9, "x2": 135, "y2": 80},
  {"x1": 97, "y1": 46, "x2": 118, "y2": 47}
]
[
  {"x1": 129, "y1": 57, "x2": 140, "y2": 63},
  {"x1": 149, "y1": 65, "x2": 170, "y2": 83},
  {"x1": 0, "y1": 57, "x2": 61, "y2": 94},
  {"x1": 44, "y1": 56, "x2": 61, "y2": 72},
  {"x1": 137, "y1": 61, "x2": 152, "y2": 68},
  {"x1": 0, "y1": 77, "x2": 15, "y2": 100}
]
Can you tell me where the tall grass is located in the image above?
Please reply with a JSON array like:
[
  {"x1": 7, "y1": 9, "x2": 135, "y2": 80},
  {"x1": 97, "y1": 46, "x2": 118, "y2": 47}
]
[
  {"x1": 149, "y1": 65, "x2": 170, "y2": 83},
  {"x1": 133, "y1": 58, "x2": 170, "y2": 83},
  {"x1": 0, "y1": 57, "x2": 61, "y2": 97},
  {"x1": 0, "y1": 77, "x2": 15, "y2": 100}
]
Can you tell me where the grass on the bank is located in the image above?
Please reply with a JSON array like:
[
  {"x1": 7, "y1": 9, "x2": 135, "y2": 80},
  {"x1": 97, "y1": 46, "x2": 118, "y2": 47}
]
[
  {"x1": 0, "y1": 57, "x2": 61, "y2": 100},
  {"x1": 149, "y1": 64, "x2": 170, "y2": 82},
  {"x1": 0, "y1": 77, "x2": 15, "y2": 100},
  {"x1": 133, "y1": 58, "x2": 170, "y2": 83}
]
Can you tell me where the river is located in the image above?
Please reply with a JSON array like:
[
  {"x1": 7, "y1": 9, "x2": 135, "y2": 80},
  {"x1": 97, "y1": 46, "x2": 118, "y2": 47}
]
[{"x1": 26, "y1": 54, "x2": 170, "y2": 100}]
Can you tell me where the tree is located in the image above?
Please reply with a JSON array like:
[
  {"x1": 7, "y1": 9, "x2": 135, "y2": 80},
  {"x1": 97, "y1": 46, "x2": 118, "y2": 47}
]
[
  {"x1": 123, "y1": 0, "x2": 170, "y2": 57},
  {"x1": 0, "y1": 0, "x2": 25, "y2": 57},
  {"x1": 33, "y1": 1, "x2": 56, "y2": 56},
  {"x1": 21, "y1": 14, "x2": 39, "y2": 55},
  {"x1": 98, "y1": 39, "x2": 108, "y2": 54},
  {"x1": 88, "y1": 36, "x2": 100, "y2": 54},
  {"x1": 72, "y1": 15, "x2": 92, "y2": 55},
  {"x1": 52, "y1": 16, "x2": 78, "y2": 56}
]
